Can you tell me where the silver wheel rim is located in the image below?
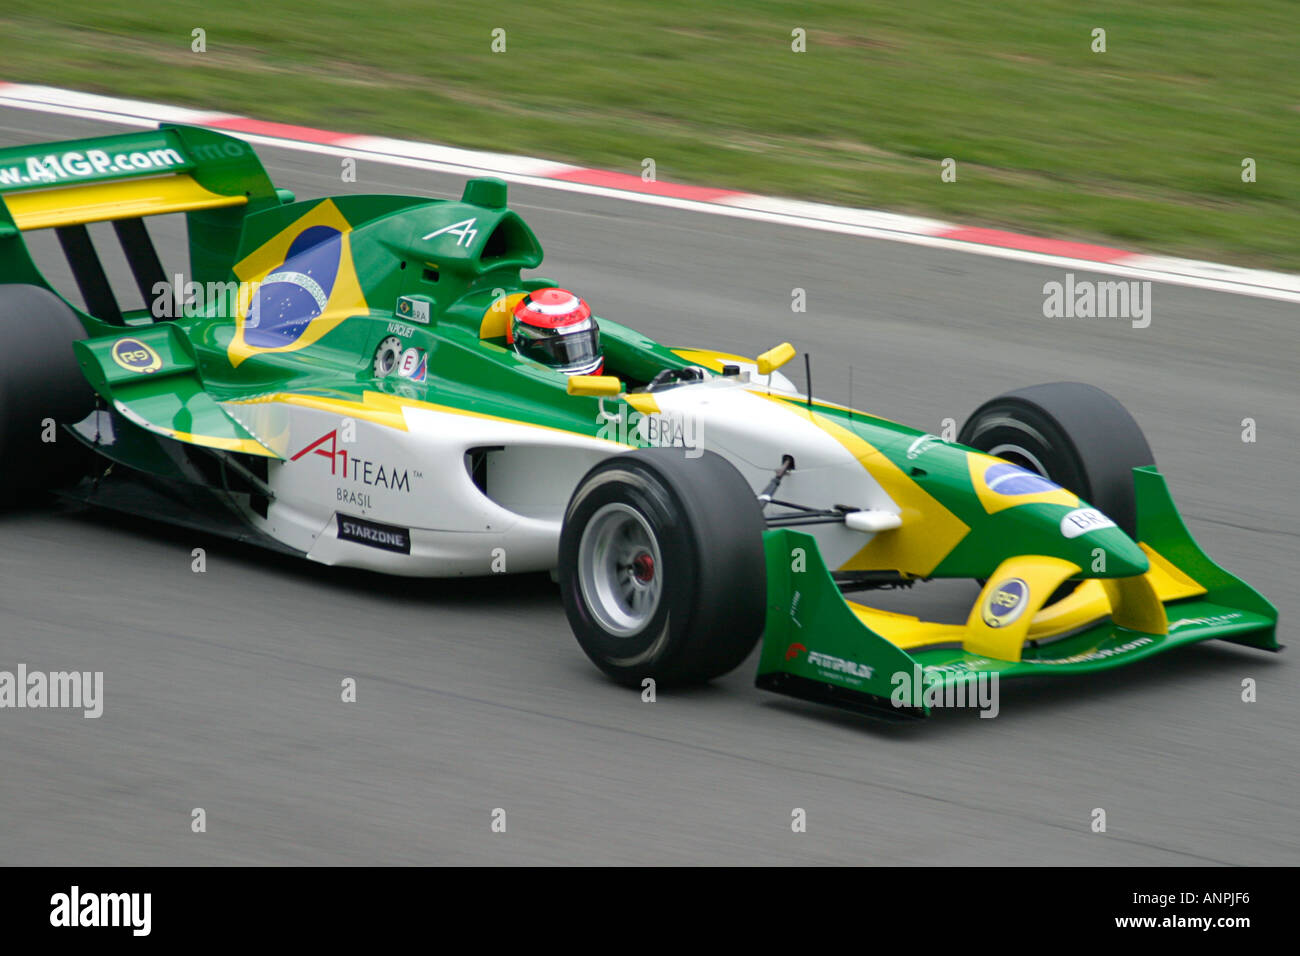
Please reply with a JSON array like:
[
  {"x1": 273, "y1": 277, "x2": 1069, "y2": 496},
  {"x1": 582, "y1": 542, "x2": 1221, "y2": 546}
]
[{"x1": 577, "y1": 503, "x2": 663, "y2": 637}]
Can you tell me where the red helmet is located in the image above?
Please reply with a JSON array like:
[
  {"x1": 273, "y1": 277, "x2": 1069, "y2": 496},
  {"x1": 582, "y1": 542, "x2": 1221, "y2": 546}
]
[{"x1": 508, "y1": 288, "x2": 602, "y2": 376}]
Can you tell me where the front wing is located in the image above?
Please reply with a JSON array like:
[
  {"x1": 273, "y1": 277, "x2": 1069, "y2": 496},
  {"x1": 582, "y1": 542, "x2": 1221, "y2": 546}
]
[{"x1": 755, "y1": 467, "x2": 1279, "y2": 719}]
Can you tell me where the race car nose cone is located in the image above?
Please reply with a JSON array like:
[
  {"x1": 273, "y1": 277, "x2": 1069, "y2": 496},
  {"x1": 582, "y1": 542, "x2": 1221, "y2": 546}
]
[{"x1": 1076, "y1": 524, "x2": 1150, "y2": 578}]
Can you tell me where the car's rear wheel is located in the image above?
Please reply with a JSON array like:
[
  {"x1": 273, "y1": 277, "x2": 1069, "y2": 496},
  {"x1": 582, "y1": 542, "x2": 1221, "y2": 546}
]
[
  {"x1": 0, "y1": 284, "x2": 96, "y2": 496},
  {"x1": 958, "y1": 381, "x2": 1155, "y2": 537},
  {"x1": 559, "y1": 448, "x2": 766, "y2": 686}
]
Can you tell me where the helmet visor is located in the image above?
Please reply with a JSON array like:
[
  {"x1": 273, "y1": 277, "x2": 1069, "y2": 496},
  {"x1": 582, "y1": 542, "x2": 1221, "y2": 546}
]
[{"x1": 513, "y1": 319, "x2": 601, "y2": 372}]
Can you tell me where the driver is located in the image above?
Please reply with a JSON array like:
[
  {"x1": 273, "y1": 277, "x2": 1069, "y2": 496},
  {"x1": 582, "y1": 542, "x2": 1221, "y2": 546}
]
[{"x1": 508, "y1": 288, "x2": 603, "y2": 376}]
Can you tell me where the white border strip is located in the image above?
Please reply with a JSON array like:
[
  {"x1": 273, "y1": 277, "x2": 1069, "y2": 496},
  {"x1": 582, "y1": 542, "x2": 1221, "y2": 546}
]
[{"x1": 1, "y1": 83, "x2": 1297, "y2": 303}]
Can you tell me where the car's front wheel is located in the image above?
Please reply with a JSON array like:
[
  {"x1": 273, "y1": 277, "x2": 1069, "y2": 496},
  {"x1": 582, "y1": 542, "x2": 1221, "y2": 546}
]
[
  {"x1": 959, "y1": 382, "x2": 1156, "y2": 604},
  {"x1": 957, "y1": 381, "x2": 1155, "y2": 537},
  {"x1": 559, "y1": 448, "x2": 766, "y2": 686}
]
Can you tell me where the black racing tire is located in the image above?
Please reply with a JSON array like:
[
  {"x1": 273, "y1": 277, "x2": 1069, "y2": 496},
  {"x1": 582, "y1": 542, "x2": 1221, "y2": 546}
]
[
  {"x1": 559, "y1": 448, "x2": 766, "y2": 687},
  {"x1": 0, "y1": 284, "x2": 97, "y2": 495},
  {"x1": 957, "y1": 382, "x2": 1155, "y2": 537}
]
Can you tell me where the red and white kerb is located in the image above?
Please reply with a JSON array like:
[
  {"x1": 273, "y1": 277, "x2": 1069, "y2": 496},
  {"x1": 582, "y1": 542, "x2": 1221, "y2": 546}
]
[{"x1": 508, "y1": 288, "x2": 592, "y2": 341}]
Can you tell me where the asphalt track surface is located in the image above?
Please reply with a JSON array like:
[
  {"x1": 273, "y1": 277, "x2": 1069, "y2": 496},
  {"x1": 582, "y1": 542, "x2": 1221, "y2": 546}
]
[{"x1": 0, "y1": 108, "x2": 1296, "y2": 866}]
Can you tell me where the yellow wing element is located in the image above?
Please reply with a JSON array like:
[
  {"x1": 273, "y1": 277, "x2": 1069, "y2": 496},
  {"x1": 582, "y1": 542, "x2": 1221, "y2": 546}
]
[
  {"x1": 5, "y1": 175, "x2": 245, "y2": 230},
  {"x1": 227, "y1": 199, "x2": 368, "y2": 367},
  {"x1": 964, "y1": 556, "x2": 1081, "y2": 662},
  {"x1": 1139, "y1": 542, "x2": 1206, "y2": 599},
  {"x1": 1025, "y1": 579, "x2": 1111, "y2": 638},
  {"x1": 1101, "y1": 574, "x2": 1168, "y2": 635},
  {"x1": 1027, "y1": 543, "x2": 1203, "y2": 636},
  {"x1": 847, "y1": 604, "x2": 968, "y2": 650},
  {"x1": 847, "y1": 542, "x2": 1201, "y2": 656}
]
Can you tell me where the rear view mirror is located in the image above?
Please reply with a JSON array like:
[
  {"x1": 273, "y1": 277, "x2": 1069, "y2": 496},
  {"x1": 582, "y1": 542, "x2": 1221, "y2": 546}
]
[
  {"x1": 757, "y1": 342, "x2": 796, "y2": 375},
  {"x1": 567, "y1": 375, "x2": 623, "y2": 397}
]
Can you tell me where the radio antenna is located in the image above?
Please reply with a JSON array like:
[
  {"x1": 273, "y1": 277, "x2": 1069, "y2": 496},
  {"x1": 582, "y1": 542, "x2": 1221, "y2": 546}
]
[{"x1": 804, "y1": 353, "x2": 813, "y2": 408}]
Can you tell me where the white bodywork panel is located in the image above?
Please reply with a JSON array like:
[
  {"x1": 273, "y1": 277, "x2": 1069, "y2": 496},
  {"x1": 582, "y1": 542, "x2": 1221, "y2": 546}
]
[{"x1": 219, "y1": 375, "x2": 898, "y2": 577}]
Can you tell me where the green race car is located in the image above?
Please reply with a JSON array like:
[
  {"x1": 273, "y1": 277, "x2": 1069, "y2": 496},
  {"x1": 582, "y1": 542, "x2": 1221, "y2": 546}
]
[{"x1": 0, "y1": 125, "x2": 1279, "y2": 718}]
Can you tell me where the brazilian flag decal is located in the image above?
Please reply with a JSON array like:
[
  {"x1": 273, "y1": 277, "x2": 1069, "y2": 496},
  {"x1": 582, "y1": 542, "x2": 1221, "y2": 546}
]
[{"x1": 228, "y1": 200, "x2": 367, "y2": 366}]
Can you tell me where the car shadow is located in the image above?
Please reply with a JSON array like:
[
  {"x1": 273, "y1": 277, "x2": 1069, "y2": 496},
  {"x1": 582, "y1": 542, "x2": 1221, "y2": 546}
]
[
  {"x1": 21, "y1": 499, "x2": 1283, "y2": 736},
  {"x1": 39, "y1": 499, "x2": 561, "y2": 610},
  {"x1": 758, "y1": 639, "x2": 1282, "y2": 738}
]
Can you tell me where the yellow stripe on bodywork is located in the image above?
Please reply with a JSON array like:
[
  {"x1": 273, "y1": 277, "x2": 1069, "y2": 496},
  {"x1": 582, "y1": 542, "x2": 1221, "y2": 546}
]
[
  {"x1": 624, "y1": 393, "x2": 660, "y2": 415},
  {"x1": 167, "y1": 430, "x2": 275, "y2": 456},
  {"x1": 753, "y1": 394, "x2": 969, "y2": 576},
  {"x1": 227, "y1": 389, "x2": 631, "y2": 446},
  {"x1": 5, "y1": 175, "x2": 245, "y2": 230},
  {"x1": 670, "y1": 347, "x2": 755, "y2": 372},
  {"x1": 674, "y1": 349, "x2": 887, "y2": 420},
  {"x1": 112, "y1": 399, "x2": 277, "y2": 457},
  {"x1": 227, "y1": 390, "x2": 411, "y2": 432}
]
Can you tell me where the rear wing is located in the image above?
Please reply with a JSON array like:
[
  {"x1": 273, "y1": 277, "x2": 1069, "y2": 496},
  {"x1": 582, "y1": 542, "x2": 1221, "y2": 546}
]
[{"x1": 0, "y1": 124, "x2": 292, "y2": 326}]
